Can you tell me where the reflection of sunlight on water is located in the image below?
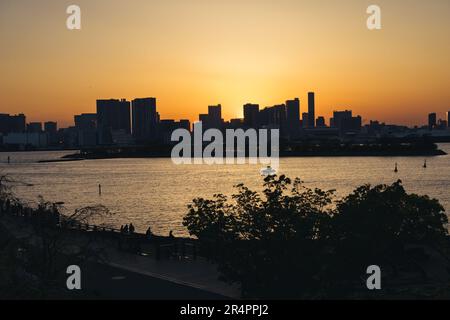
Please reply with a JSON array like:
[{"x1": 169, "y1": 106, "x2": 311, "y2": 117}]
[{"x1": 1, "y1": 143, "x2": 450, "y2": 237}]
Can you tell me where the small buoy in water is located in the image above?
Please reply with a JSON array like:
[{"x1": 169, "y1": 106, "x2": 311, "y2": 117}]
[
  {"x1": 394, "y1": 163, "x2": 398, "y2": 173},
  {"x1": 260, "y1": 166, "x2": 277, "y2": 177}
]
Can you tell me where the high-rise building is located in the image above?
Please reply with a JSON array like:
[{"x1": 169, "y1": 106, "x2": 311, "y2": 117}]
[
  {"x1": 97, "y1": 99, "x2": 131, "y2": 144},
  {"x1": 259, "y1": 104, "x2": 286, "y2": 130},
  {"x1": 341, "y1": 116, "x2": 362, "y2": 134},
  {"x1": 198, "y1": 105, "x2": 223, "y2": 130},
  {"x1": 331, "y1": 110, "x2": 353, "y2": 128},
  {"x1": 428, "y1": 113, "x2": 437, "y2": 130},
  {"x1": 308, "y1": 92, "x2": 315, "y2": 128},
  {"x1": 159, "y1": 119, "x2": 191, "y2": 144},
  {"x1": 286, "y1": 98, "x2": 300, "y2": 138},
  {"x1": 447, "y1": 111, "x2": 450, "y2": 128},
  {"x1": 179, "y1": 120, "x2": 191, "y2": 131},
  {"x1": 44, "y1": 122, "x2": 58, "y2": 146},
  {"x1": 44, "y1": 122, "x2": 57, "y2": 133},
  {"x1": 331, "y1": 110, "x2": 362, "y2": 135},
  {"x1": 208, "y1": 104, "x2": 223, "y2": 129},
  {"x1": 0, "y1": 113, "x2": 26, "y2": 134},
  {"x1": 75, "y1": 113, "x2": 97, "y2": 147},
  {"x1": 132, "y1": 97, "x2": 158, "y2": 142},
  {"x1": 97, "y1": 99, "x2": 131, "y2": 133},
  {"x1": 198, "y1": 114, "x2": 209, "y2": 129},
  {"x1": 75, "y1": 113, "x2": 97, "y2": 130},
  {"x1": 27, "y1": 122, "x2": 43, "y2": 133},
  {"x1": 243, "y1": 103, "x2": 259, "y2": 129},
  {"x1": 302, "y1": 113, "x2": 309, "y2": 128}
]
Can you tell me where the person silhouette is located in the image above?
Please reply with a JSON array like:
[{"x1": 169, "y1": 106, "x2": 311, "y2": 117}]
[
  {"x1": 146, "y1": 226, "x2": 153, "y2": 238},
  {"x1": 169, "y1": 230, "x2": 175, "y2": 239},
  {"x1": 123, "y1": 224, "x2": 129, "y2": 234},
  {"x1": 129, "y1": 223, "x2": 135, "y2": 234}
]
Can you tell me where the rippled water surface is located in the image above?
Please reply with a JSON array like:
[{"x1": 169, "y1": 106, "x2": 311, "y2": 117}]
[{"x1": 1, "y1": 144, "x2": 450, "y2": 237}]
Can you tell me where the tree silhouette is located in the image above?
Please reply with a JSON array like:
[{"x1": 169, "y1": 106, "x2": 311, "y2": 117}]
[{"x1": 184, "y1": 175, "x2": 449, "y2": 298}]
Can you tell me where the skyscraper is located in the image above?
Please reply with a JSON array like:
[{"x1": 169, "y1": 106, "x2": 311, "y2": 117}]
[
  {"x1": 308, "y1": 92, "x2": 315, "y2": 128},
  {"x1": 332, "y1": 110, "x2": 353, "y2": 128},
  {"x1": 428, "y1": 113, "x2": 437, "y2": 130},
  {"x1": 44, "y1": 122, "x2": 58, "y2": 146},
  {"x1": 243, "y1": 103, "x2": 259, "y2": 129},
  {"x1": 286, "y1": 98, "x2": 300, "y2": 124},
  {"x1": 132, "y1": 97, "x2": 158, "y2": 142},
  {"x1": 159, "y1": 119, "x2": 191, "y2": 144},
  {"x1": 286, "y1": 98, "x2": 300, "y2": 139},
  {"x1": 208, "y1": 104, "x2": 223, "y2": 129},
  {"x1": 302, "y1": 112, "x2": 309, "y2": 128},
  {"x1": 259, "y1": 104, "x2": 286, "y2": 129},
  {"x1": 0, "y1": 113, "x2": 26, "y2": 134},
  {"x1": 331, "y1": 110, "x2": 362, "y2": 135},
  {"x1": 97, "y1": 99, "x2": 131, "y2": 144},
  {"x1": 447, "y1": 111, "x2": 450, "y2": 128},
  {"x1": 75, "y1": 113, "x2": 97, "y2": 147}
]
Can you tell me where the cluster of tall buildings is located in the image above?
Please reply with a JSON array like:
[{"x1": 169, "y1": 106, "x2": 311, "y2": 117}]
[
  {"x1": 196, "y1": 92, "x2": 363, "y2": 140},
  {"x1": 71, "y1": 92, "x2": 363, "y2": 148},
  {"x1": 428, "y1": 112, "x2": 450, "y2": 130},
  {"x1": 101, "y1": 98, "x2": 186, "y2": 145},
  {"x1": 0, "y1": 113, "x2": 58, "y2": 148},
  {"x1": 73, "y1": 97, "x2": 190, "y2": 147},
  {"x1": 0, "y1": 114, "x2": 26, "y2": 134},
  {"x1": 1, "y1": 94, "x2": 449, "y2": 149},
  {"x1": 0, "y1": 98, "x2": 188, "y2": 149}
]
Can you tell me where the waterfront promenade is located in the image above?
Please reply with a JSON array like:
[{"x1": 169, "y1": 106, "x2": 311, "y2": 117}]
[{"x1": 0, "y1": 202, "x2": 240, "y2": 299}]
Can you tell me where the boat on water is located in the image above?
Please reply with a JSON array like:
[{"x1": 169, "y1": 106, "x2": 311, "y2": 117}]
[{"x1": 260, "y1": 166, "x2": 277, "y2": 176}]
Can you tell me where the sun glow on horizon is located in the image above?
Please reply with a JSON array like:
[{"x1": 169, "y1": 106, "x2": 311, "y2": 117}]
[{"x1": 1, "y1": 0, "x2": 449, "y2": 127}]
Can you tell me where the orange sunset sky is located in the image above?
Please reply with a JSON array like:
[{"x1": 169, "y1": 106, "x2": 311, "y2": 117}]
[{"x1": 1, "y1": 0, "x2": 449, "y2": 128}]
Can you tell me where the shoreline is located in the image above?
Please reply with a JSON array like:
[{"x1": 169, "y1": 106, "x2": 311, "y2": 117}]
[
  {"x1": 0, "y1": 142, "x2": 447, "y2": 162},
  {"x1": 44, "y1": 149, "x2": 446, "y2": 163},
  {"x1": 2, "y1": 174, "x2": 450, "y2": 300}
]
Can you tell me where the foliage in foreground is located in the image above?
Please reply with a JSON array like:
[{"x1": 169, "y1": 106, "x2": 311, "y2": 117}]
[
  {"x1": 0, "y1": 173, "x2": 111, "y2": 298},
  {"x1": 183, "y1": 175, "x2": 449, "y2": 298}
]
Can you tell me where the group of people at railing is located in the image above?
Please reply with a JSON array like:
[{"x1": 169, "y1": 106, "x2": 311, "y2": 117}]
[
  {"x1": 0, "y1": 197, "x2": 198, "y2": 261},
  {"x1": 120, "y1": 223, "x2": 136, "y2": 235}
]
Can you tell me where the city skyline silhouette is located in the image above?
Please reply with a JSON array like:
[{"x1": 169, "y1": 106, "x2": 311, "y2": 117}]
[{"x1": 1, "y1": 0, "x2": 450, "y2": 127}]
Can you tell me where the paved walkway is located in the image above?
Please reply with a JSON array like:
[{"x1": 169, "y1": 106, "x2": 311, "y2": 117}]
[
  {"x1": 0, "y1": 215, "x2": 241, "y2": 299},
  {"x1": 103, "y1": 247, "x2": 240, "y2": 298}
]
